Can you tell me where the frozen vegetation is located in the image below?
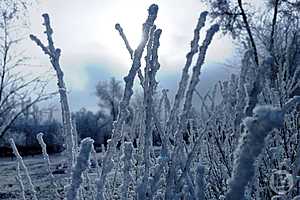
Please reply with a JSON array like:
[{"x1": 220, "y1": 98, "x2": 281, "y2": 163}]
[{"x1": 1, "y1": 0, "x2": 300, "y2": 200}]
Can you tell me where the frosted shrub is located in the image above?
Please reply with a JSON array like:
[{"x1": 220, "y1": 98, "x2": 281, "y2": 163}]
[{"x1": 36, "y1": 133, "x2": 58, "y2": 194}]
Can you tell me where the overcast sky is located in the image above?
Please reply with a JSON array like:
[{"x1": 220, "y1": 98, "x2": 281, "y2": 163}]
[{"x1": 26, "y1": 0, "x2": 237, "y2": 111}]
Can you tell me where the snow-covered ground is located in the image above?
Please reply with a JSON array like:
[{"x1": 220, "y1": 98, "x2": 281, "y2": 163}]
[
  {"x1": 0, "y1": 153, "x2": 102, "y2": 200},
  {"x1": 0, "y1": 154, "x2": 66, "y2": 199}
]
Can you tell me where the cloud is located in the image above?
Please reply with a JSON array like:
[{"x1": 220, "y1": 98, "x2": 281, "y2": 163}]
[{"x1": 26, "y1": 0, "x2": 235, "y2": 110}]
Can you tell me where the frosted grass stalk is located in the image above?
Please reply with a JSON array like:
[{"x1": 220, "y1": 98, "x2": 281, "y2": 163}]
[
  {"x1": 83, "y1": 170, "x2": 94, "y2": 200},
  {"x1": 36, "y1": 133, "x2": 59, "y2": 197},
  {"x1": 138, "y1": 28, "x2": 163, "y2": 199},
  {"x1": 9, "y1": 138, "x2": 38, "y2": 200},
  {"x1": 178, "y1": 23, "x2": 219, "y2": 147},
  {"x1": 67, "y1": 137, "x2": 94, "y2": 200},
  {"x1": 115, "y1": 23, "x2": 134, "y2": 59},
  {"x1": 286, "y1": 97, "x2": 300, "y2": 176},
  {"x1": 184, "y1": 25, "x2": 220, "y2": 116},
  {"x1": 166, "y1": 11, "x2": 208, "y2": 135},
  {"x1": 115, "y1": 23, "x2": 144, "y2": 88},
  {"x1": 163, "y1": 89, "x2": 171, "y2": 122},
  {"x1": 137, "y1": 25, "x2": 156, "y2": 199}
]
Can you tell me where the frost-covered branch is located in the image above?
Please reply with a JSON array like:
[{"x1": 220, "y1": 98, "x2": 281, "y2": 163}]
[
  {"x1": 137, "y1": 26, "x2": 162, "y2": 199},
  {"x1": 0, "y1": 83, "x2": 55, "y2": 140},
  {"x1": 237, "y1": 0, "x2": 259, "y2": 67},
  {"x1": 115, "y1": 23, "x2": 134, "y2": 59},
  {"x1": 181, "y1": 24, "x2": 219, "y2": 125},
  {"x1": 30, "y1": 13, "x2": 75, "y2": 172},
  {"x1": 66, "y1": 138, "x2": 94, "y2": 200},
  {"x1": 166, "y1": 11, "x2": 208, "y2": 135},
  {"x1": 269, "y1": 0, "x2": 279, "y2": 54},
  {"x1": 137, "y1": 25, "x2": 156, "y2": 199},
  {"x1": 115, "y1": 23, "x2": 144, "y2": 88}
]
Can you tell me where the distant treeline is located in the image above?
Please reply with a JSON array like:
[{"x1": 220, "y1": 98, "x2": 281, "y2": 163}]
[{"x1": 0, "y1": 107, "x2": 115, "y2": 157}]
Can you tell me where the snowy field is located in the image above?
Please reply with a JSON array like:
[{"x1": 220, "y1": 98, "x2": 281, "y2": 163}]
[
  {"x1": 0, "y1": 153, "x2": 105, "y2": 200},
  {"x1": 0, "y1": 154, "x2": 68, "y2": 199}
]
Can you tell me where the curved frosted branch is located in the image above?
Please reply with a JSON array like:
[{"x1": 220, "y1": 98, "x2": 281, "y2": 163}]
[{"x1": 36, "y1": 132, "x2": 59, "y2": 197}]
